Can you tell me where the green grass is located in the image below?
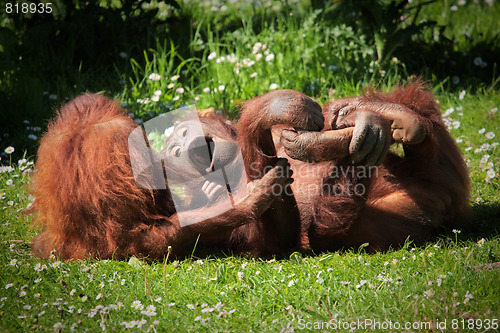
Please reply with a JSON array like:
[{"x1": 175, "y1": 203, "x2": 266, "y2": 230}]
[
  {"x1": 0, "y1": 210, "x2": 499, "y2": 332},
  {"x1": 1, "y1": 0, "x2": 499, "y2": 331},
  {"x1": 0, "y1": 88, "x2": 498, "y2": 332}
]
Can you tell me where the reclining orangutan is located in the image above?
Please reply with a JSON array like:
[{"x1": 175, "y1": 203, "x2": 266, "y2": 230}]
[
  {"x1": 239, "y1": 79, "x2": 472, "y2": 253},
  {"x1": 31, "y1": 92, "x2": 323, "y2": 260},
  {"x1": 31, "y1": 80, "x2": 471, "y2": 260}
]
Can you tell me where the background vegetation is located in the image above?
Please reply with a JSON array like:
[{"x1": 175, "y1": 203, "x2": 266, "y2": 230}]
[{"x1": 0, "y1": 0, "x2": 498, "y2": 331}]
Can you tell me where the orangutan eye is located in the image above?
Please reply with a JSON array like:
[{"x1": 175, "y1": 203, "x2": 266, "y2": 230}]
[
  {"x1": 179, "y1": 127, "x2": 188, "y2": 137},
  {"x1": 170, "y1": 146, "x2": 181, "y2": 158}
]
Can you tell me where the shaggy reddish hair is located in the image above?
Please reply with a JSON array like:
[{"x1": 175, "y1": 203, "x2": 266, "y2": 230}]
[
  {"x1": 31, "y1": 93, "x2": 301, "y2": 260},
  {"x1": 31, "y1": 94, "x2": 168, "y2": 259}
]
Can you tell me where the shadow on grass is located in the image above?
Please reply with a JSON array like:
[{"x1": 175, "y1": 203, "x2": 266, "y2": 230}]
[
  {"x1": 78, "y1": 203, "x2": 500, "y2": 264},
  {"x1": 184, "y1": 203, "x2": 500, "y2": 261},
  {"x1": 462, "y1": 202, "x2": 500, "y2": 239}
]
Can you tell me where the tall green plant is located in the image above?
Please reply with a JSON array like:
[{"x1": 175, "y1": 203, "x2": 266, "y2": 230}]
[
  {"x1": 120, "y1": 41, "x2": 198, "y2": 119},
  {"x1": 324, "y1": 0, "x2": 438, "y2": 65}
]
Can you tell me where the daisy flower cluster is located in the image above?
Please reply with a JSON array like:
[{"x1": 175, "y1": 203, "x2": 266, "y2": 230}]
[
  {"x1": 129, "y1": 300, "x2": 158, "y2": 317},
  {"x1": 2, "y1": 259, "x2": 169, "y2": 331},
  {"x1": 186, "y1": 301, "x2": 236, "y2": 324},
  {"x1": 1, "y1": 146, "x2": 36, "y2": 212},
  {"x1": 443, "y1": 98, "x2": 498, "y2": 186},
  {"x1": 136, "y1": 73, "x2": 186, "y2": 107},
  {"x1": 204, "y1": 41, "x2": 280, "y2": 94},
  {"x1": 479, "y1": 153, "x2": 497, "y2": 182},
  {"x1": 442, "y1": 106, "x2": 463, "y2": 131}
]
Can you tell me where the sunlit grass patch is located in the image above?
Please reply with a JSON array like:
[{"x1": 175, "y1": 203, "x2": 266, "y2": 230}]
[{"x1": 1, "y1": 86, "x2": 499, "y2": 331}]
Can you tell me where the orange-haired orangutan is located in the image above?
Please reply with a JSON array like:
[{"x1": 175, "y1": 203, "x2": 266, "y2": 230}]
[
  {"x1": 31, "y1": 80, "x2": 471, "y2": 260},
  {"x1": 30, "y1": 92, "x2": 326, "y2": 260},
  {"x1": 264, "y1": 80, "x2": 471, "y2": 252}
]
